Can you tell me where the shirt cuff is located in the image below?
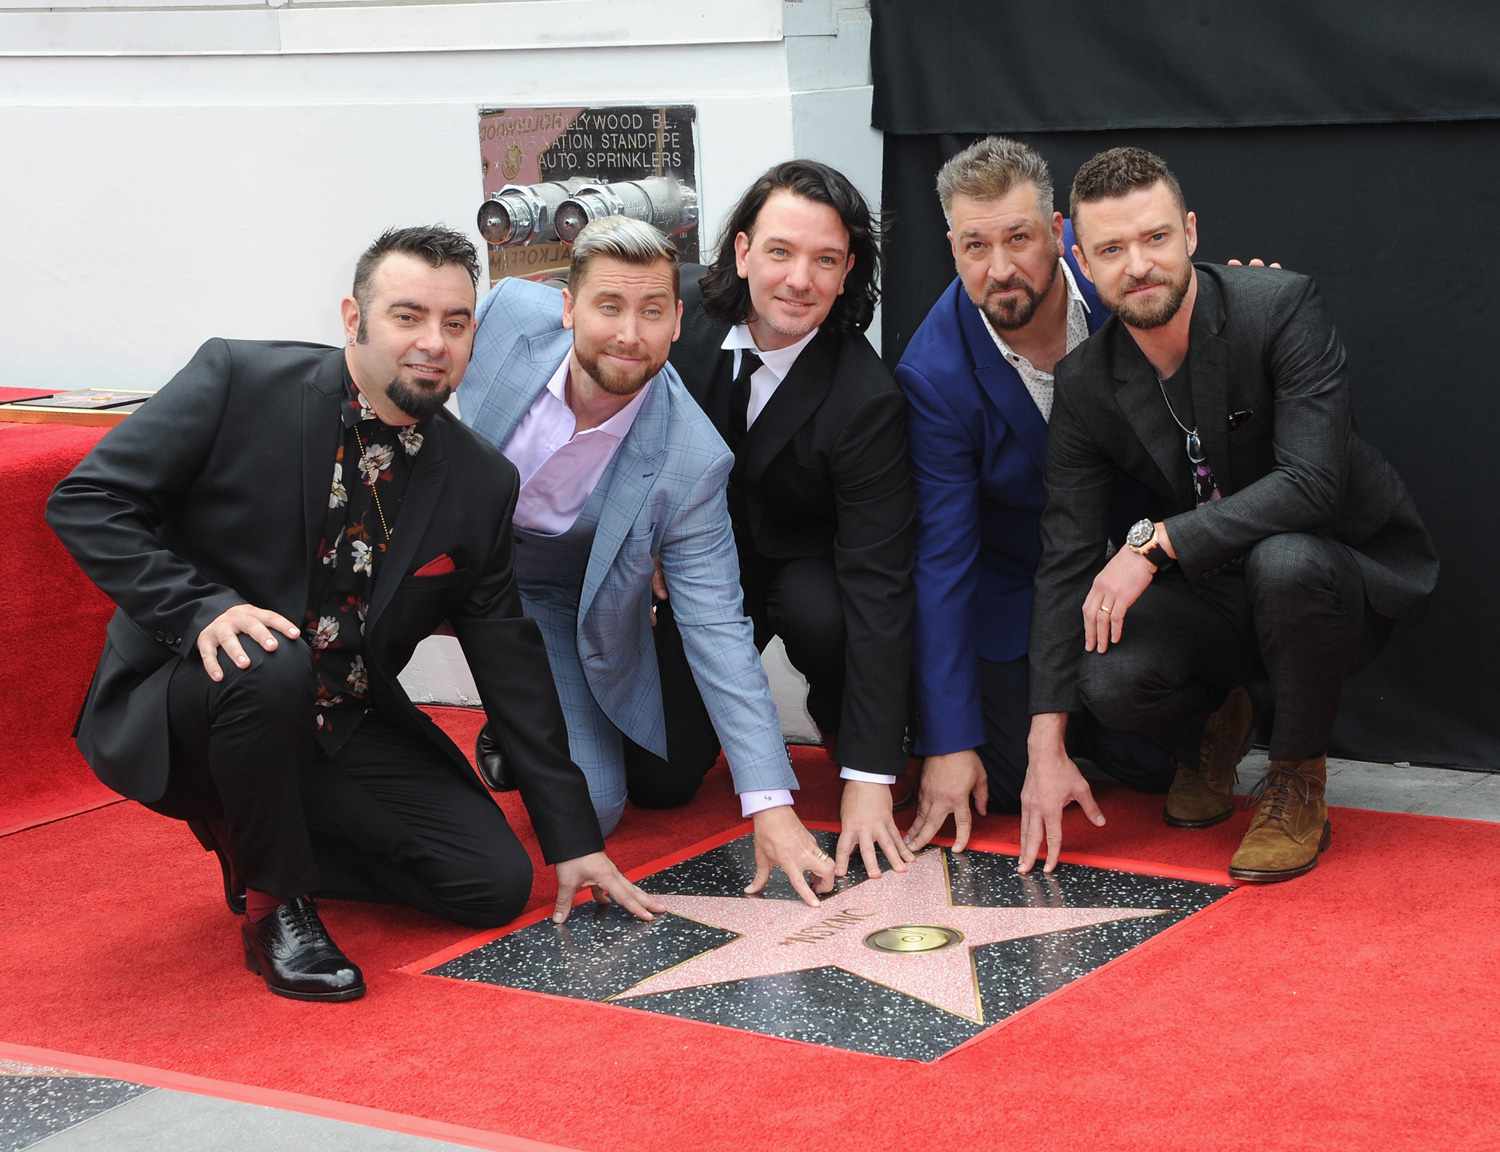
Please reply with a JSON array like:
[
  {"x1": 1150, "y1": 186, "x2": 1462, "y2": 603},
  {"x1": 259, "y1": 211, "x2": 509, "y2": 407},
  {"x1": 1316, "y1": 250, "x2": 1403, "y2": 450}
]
[
  {"x1": 839, "y1": 767, "x2": 899, "y2": 786},
  {"x1": 740, "y1": 789, "x2": 795, "y2": 817}
]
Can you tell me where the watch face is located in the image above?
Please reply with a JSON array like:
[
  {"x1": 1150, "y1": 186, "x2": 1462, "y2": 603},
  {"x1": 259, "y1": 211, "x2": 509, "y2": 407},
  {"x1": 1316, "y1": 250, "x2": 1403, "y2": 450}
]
[{"x1": 1126, "y1": 518, "x2": 1154, "y2": 549}]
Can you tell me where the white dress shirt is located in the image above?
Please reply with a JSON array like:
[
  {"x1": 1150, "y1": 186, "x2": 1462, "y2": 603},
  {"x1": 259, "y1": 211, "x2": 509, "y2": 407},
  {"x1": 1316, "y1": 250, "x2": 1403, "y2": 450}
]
[
  {"x1": 505, "y1": 355, "x2": 651, "y2": 534},
  {"x1": 720, "y1": 325, "x2": 900, "y2": 804}
]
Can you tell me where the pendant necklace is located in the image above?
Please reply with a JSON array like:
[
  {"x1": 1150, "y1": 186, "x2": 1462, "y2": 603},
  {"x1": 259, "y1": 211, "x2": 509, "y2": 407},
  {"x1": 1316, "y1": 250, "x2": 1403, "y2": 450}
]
[{"x1": 352, "y1": 424, "x2": 393, "y2": 544}]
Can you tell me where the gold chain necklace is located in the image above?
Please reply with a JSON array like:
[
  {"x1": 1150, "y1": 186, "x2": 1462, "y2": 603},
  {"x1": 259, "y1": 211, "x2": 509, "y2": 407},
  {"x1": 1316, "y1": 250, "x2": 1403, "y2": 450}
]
[{"x1": 352, "y1": 423, "x2": 393, "y2": 544}]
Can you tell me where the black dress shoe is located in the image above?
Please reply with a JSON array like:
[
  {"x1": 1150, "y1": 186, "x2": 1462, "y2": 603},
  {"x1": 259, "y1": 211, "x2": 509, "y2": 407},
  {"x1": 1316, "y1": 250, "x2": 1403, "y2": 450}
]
[
  {"x1": 242, "y1": 895, "x2": 365, "y2": 1002},
  {"x1": 475, "y1": 724, "x2": 516, "y2": 792},
  {"x1": 188, "y1": 817, "x2": 246, "y2": 915}
]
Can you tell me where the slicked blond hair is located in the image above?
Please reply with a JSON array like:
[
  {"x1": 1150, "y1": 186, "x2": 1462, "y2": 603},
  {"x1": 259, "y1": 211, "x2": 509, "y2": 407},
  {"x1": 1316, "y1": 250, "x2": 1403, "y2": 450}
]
[{"x1": 568, "y1": 215, "x2": 679, "y2": 296}]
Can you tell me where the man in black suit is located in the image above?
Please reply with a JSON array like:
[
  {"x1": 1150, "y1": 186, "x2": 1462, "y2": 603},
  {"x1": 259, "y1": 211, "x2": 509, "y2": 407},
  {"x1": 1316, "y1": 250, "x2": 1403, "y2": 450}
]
[
  {"x1": 47, "y1": 225, "x2": 662, "y2": 1002},
  {"x1": 661, "y1": 160, "x2": 917, "y2": 881},
  {"x1": 1020, "y1": 149, "x2": 1437, "y2": 882}
]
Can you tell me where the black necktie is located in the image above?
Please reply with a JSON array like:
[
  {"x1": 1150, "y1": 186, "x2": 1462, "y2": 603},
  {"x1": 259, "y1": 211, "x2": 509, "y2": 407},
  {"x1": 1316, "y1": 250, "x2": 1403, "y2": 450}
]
[{"x1": 727, "y1": 350, "x2": 762, "y2": 452}]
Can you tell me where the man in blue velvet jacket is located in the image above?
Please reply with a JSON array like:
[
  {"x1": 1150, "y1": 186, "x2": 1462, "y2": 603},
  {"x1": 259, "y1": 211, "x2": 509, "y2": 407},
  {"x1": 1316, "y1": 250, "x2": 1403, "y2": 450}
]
[{"x1": 898, "y1": 137, "x2": 1180, "y2": 851}]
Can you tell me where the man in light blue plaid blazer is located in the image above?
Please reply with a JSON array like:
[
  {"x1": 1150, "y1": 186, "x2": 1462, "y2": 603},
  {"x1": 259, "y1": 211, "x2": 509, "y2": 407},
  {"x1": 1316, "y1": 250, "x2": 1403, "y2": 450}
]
[{"x1": 457, "y1": 218, "x2": 838, "y2": 903}]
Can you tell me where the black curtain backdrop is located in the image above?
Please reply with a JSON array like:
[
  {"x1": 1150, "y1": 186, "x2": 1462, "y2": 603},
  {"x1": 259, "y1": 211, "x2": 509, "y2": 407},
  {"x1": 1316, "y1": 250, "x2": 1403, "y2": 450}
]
[{"x1": 871, "y1": 4, "x2": 1500, "y2": 769}]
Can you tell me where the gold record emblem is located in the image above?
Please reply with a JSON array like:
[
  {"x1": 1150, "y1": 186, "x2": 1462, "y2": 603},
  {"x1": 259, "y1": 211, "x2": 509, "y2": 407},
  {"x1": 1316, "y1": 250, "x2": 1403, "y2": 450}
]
[
  {"x1": 864, "y1": 925, "x2": 965, "y2": 953},
  {"x1": 501, "y1": 143, "x2": 524, "y2": 183}
]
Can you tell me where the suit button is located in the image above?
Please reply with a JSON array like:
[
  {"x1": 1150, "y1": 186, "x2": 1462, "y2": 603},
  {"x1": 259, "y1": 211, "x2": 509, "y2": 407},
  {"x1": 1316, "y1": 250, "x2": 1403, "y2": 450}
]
[{"x1": 154, "y1": 630, "x2": 166, "y2": 642}]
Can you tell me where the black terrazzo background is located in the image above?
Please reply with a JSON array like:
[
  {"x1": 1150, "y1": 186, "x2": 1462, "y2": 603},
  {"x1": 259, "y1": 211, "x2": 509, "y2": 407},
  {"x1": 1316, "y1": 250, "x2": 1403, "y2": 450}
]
[
  {"x1": 426, "y1": 835, "x2": 1233, "y2": 1061},
  {"x1": 0, "y1": 1075, "x2": 150, "y2": 1152}
]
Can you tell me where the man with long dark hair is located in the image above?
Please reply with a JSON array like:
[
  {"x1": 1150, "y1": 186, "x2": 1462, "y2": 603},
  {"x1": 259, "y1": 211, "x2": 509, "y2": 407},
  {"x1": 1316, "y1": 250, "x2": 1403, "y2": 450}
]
[{"x1": 662, "y1": 160, "x2": 917, "y2": 881}]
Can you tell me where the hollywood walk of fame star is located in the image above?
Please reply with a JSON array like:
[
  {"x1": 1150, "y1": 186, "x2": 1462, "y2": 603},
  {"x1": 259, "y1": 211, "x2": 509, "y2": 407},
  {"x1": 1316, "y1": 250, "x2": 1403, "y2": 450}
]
[{"x1": 612, "y1": 850, "x2": 1168, "y2": 1022}]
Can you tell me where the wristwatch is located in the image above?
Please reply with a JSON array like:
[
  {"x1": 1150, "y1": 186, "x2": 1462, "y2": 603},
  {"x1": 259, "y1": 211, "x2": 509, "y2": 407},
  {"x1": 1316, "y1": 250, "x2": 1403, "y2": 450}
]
[{"x1": 1126, "y1": 517, "x2": 1175, "y2": 572}]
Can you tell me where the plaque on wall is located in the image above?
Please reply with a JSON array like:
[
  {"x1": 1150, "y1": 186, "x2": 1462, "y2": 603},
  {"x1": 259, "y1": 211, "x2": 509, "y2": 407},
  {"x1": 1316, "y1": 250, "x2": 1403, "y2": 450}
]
[{"x1": 476, "y1": 105, "x2": 700, "y2": 287}]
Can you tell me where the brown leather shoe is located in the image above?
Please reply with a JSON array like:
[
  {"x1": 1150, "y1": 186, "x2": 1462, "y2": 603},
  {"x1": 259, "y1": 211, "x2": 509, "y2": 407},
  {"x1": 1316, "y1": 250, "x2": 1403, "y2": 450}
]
[
  {"x1": 1164, "y1": 685, "x2": 1254, "y2": 828},
  {"x1": 1229, "y1": 756, "x2": 1331, "y2": 883}
]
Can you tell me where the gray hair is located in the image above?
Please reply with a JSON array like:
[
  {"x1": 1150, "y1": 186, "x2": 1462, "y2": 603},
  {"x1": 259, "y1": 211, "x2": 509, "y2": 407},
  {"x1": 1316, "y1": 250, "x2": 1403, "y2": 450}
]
[
  {"x1": 936, "y1": 136, "x2": 1055, "y2": 225},
  {"x1": 567, "y1": 215, "x2": 680, "y2": 296}
]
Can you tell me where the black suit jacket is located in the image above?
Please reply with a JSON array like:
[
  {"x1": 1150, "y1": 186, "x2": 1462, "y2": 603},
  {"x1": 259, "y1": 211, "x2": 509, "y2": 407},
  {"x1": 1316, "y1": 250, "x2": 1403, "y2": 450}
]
[
  {"x1": 45, "y1": 338, "x2": 602, "y2": 864},
  {"x1": 1031, "y1": 264, "x2": 1438, "y2": 714},
  {"x1": 670, "y1": 266, "x2": 915, "y2": 775}
]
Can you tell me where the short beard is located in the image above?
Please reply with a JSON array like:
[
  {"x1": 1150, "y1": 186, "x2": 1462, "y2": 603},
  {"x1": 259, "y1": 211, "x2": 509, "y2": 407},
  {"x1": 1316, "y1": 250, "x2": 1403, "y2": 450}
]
[
  {"x1": 1113, "y1": 267, "x2": 1191, "y2": 330},
  {"x1": 978, "y1": 242, "x2": 1060, "y2": 332},
  {"x1": 573, "y1": 347, "x2": 661, "y2": 398},
  {"x1": 385, "y1": 375, "x2": 452, "y2": 422}
]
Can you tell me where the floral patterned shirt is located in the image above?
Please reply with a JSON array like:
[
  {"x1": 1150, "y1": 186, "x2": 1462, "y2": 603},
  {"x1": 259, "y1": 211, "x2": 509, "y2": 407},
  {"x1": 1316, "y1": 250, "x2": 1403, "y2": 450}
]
[{"x1": 305, "y1": 368, "x2": 425, "y2": 753}]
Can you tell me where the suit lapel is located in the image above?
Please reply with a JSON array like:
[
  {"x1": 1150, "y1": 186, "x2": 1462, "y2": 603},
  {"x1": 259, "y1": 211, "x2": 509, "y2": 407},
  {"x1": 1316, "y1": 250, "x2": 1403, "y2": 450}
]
[
  {"x1": 738, "y1": 329, "x2": 836, "y2": 482},
  {"x1": 302, "y1": 352, "x2": 346, "y2": 582},
  {"x1": 1111, "y1": 327, "x2": 1189, "y2": 504},
  {"x1": 1186, "y1": 272, "x2": 1231, "y2": 493},
  {"x1": 367, "y1": 416, "x2": 449, "y2": 629},
  {"x1": 578, "y1": 373, "x2": 668, "y2": 623},
  {"x1": 956, "y1": 290, "x2": 1049, "y2": 475},
  {"x1": 469, "y1": 328, "x2": 572, "y2": 450}
]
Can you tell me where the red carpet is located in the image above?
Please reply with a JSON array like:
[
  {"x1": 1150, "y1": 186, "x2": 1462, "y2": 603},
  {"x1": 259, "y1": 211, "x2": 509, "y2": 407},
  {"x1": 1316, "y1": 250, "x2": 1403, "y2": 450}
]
[
  {"x1": 0, "y1": 422, "x2": 118, "y2": 835},
  {"x1": 1, "y1": 718, "x2": 1497, "y2": 1152}
]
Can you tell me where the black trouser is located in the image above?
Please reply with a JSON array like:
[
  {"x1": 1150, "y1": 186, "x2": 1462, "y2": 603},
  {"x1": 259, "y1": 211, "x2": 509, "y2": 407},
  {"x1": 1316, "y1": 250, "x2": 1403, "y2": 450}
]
[
  {"x1": 974, "y1": 655, "x2": 1173, "y2": 813},
  {"x1": 1076, "y1": 533, "x2": 1391, "y2": 765},
  {"x1": 641, "y1": 555, "x2": 846, "y2": 807},
  {"x1": 154, "y1": 640, "x2": 531, "y2": 927}
]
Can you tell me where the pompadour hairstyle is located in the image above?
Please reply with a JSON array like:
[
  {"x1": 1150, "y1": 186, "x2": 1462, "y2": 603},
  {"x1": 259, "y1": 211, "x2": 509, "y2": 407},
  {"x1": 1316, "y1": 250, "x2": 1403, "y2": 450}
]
[
  {"x1": 351, "y1": 225, "x2": 481, "y2": 340},
  {"x1": 1068, "y1": 147, "x2": 1186, "y2": 225},
  {"x1": 567, "y1": 215, "x2": 680, "y2": 297},
  {"x1": 935, "y1": 136, "x2": 1055, "y2": 224}
]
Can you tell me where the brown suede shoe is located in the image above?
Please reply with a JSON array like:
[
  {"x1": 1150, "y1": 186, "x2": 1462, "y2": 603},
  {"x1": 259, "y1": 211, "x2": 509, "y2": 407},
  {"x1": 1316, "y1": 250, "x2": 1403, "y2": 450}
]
[
  {"x1": 1229, "y1": 757, "x2": 1332, "y2": 883},
  {"x1": 1164, "y1": 685, "x2": 1254, "y2": 828}
]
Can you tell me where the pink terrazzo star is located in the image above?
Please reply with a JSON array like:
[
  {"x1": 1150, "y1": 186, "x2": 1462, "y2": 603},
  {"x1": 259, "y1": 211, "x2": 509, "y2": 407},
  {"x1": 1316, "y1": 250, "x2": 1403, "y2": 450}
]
[{"x1": 614, "y1": 851, "x2": 1166, "y2": 1022}]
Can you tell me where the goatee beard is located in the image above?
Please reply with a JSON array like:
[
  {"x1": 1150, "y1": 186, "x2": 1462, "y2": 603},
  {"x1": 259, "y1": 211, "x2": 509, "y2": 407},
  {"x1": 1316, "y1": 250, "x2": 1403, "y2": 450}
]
[
  {"x1": 386, "y1": 376, "x2": 451, "y2": 422},
  {"x1": 979, "y1": 252, "x2": 1059, "y2": 332}
]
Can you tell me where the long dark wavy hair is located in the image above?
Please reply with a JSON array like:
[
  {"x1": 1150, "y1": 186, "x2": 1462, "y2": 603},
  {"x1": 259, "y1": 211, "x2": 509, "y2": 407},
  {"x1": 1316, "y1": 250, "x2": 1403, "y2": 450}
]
[{"x1": 699, "y1": 159, "x2": 882, "y2": 335}]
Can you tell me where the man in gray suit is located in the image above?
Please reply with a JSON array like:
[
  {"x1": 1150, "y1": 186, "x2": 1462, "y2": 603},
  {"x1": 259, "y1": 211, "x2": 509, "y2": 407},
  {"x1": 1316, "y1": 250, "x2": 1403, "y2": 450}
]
[
  {"x1": 459, "y1": 217, "x2": 837, "y2": 906},
  {"x1": 1021, "y1": 148, "x2": 1437, "y2": 882}
]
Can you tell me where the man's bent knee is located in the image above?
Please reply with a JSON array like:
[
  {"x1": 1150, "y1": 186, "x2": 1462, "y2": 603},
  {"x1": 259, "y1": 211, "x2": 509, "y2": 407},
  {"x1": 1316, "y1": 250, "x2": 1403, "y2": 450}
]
[
  {"x1": 1077, "y1": 649, "x2": 1171, "y2": 734},
  {"x1": 217, "y1": 639, "x2": 314, "y2": 713},
  {"x1": 439, "y1": 850, "x2": 532, "y2": 929},
  {"x1": 628, "y1": 773, "x2": 703, "y2": 812},
  {"x1": 1245, "y1": 533, "x2": 1341, "y2": 600}
]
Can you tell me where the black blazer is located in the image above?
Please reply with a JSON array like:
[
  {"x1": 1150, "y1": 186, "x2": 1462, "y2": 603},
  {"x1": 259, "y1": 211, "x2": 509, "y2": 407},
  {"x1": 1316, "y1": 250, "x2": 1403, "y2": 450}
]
[
  {"x1": 1030, "y1": 265, "x2": 1438, "y2": 714},
  {"x1": 670, "y1": 266, "x2": 915, "y2": 775},
  {"x1": 46, "y1": 338, "x2": 602, "y2": 864}
]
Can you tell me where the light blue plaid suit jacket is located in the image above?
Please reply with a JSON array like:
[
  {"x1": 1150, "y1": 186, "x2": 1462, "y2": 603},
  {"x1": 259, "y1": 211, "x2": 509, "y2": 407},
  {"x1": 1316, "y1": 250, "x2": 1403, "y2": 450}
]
[{"x1": 457, "y1": 277, "x2": 797, "y2": 795}]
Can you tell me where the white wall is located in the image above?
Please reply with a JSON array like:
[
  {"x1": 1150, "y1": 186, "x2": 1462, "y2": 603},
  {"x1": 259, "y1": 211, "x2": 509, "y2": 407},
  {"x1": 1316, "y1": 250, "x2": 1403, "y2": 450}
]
[
  {"x1": 4, "y1": 0, "x2": 879, "y2": 729},
  {"x1": 0, "y1": 1, "x2": 793, "y2": 391}
]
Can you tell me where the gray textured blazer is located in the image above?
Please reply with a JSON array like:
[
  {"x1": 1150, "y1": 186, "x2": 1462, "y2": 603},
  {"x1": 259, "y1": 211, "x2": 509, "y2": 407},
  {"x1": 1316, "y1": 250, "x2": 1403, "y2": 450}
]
[
  {"x1": 1031, "y1": 264, "x2": 1438, "y2": 713},
  {"x1": 457, "y1": 277, "x2": 796, "y2": 795}
]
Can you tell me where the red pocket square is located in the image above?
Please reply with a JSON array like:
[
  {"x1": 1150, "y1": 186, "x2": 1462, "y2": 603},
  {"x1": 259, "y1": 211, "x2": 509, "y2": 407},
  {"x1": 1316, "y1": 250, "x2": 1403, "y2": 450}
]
[{"x1": 413, "y1": 554, "x2": 456, "y2": 577}]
